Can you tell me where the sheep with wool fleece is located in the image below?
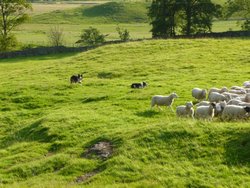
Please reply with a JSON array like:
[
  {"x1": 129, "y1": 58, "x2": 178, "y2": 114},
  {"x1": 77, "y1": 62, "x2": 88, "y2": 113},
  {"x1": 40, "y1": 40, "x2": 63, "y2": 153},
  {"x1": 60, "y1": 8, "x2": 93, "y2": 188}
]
[
  {"x1": 176, "y1": 102, "x2": 194, "y2": 118},
  {"x1": 221, "y1": 105, "x2": 250, "y2": 120},
  {"x1": 192, "y1": 88, "x2": 207, "y2": 101},
  {"x1": 208, "y1": 87, "x2": 228, "y2": 95},
  {"x1": 195, "y1": 102, "x2": 216, "y2": 120},
  {"x1": 208, "y1": 92, "x2": 227, "y2": 103},
  {"x1": 151, "y1": 92, "x2": 178, "y2": 111}
]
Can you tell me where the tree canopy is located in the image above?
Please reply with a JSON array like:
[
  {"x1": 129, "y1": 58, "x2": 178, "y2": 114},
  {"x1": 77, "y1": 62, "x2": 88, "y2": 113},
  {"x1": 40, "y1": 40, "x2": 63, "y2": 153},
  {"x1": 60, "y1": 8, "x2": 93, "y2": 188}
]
[
  {"x1": 0, "y1": 0, "x2": 31, "y2": 51},
  {"x1": 148, "y1": 0, "x2": 221, "y2": 38}
]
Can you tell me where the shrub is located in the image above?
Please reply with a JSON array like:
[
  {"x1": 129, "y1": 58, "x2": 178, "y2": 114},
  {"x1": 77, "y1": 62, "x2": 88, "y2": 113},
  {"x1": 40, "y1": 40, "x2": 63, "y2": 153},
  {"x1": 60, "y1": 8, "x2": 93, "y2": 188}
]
[
  {"x1": 241, "y1": 20, "x2": 250, "y2": 31},
  {"x1": 116, "y1": 26, "x2": 130, "y2": 41},
  {"x1": 0, "y1": 35, "x2": 18, "y2": 52},
  {"x1": 77, "y1": 27, "x2": 106, "y2": 46},
  {"x1": 47, "y1": 26, "x2": 65, "y2": 47}
]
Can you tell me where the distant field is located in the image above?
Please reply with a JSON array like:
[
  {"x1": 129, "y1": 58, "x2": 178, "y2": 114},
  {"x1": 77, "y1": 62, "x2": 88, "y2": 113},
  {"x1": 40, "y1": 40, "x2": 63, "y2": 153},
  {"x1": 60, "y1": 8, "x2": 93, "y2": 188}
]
[{"x1": 15, "y1": 20, "x2": 242, "y2": 47}]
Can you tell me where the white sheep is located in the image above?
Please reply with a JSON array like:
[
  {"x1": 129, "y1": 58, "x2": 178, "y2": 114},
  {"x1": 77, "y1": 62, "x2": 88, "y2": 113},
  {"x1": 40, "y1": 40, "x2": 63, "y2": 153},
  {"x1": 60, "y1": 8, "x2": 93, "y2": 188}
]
[
  {"x1": 231, "y1": 86, "x2": 245, "y2": 90},
  {"x1": 208, "y1": 92, "x2": 227, "y2": 103},
  {"x1": 227, "y1": 99, "x2": 243, "y2": 105},
  {"x1": 237, "y1": 102, "x2": 250, "y2": 107},
  {"x1": 243, "y1": 81, "x2": 250, "y2": 88},
  {"x1": 192, "y1": 88, "x2": 207, "y2": 101},
  {"x1": 209, "y1": 87, "x2": 228, "y2": 95},
  {"x1": 151, "y1": 92, "x2": 178, "y2": 111},
  {"x1": 215, "y1": 101, "x2": 227, "y2": 116},
  {"x1": 195, "y1": 102, "x2": 216, "y2": 120},
  {"x1": 245, "y1": 93, "x2": 250, "y2": 103},
  {"x1": 229, "y1": 89, "x2": 246, "y2": 95},
  {"x1": 196, "y1": 101, "x2": 210, "y2": 107},
  {"x1": 221, "y1": 105, "x2": 250, "y2": 120},
  {"x1": 222, "y1": 92, "x2": 239, "y2": 100},
  {"x1": 176, "y1": 102, "x2": 194, "y2": 118},
  {"x1": 196, "y1": 101, "x2": 226, "y2": 116}
]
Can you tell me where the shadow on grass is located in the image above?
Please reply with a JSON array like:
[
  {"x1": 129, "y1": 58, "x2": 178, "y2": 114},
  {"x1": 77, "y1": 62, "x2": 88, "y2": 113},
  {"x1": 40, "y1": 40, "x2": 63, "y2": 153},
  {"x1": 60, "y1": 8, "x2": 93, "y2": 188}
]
[
  {"x1": 224, "y1": 129, "x2": 250, "y2": 166},
  {"x1": 1, "y1": 119, "x2": 61, "y2": 148},
  {"x1": 135, "y1": 109, "x2": 161, "y2": 118},
  {"x1": 82, "y1": 96, "x2": 109, "y2": 103}
]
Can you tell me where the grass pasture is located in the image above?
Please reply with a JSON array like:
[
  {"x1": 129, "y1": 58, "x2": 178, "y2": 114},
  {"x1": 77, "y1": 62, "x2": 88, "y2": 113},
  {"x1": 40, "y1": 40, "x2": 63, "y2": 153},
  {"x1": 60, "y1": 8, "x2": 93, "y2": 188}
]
[{"x1": 0, "y1": 39, "x2": 250, "y2": 187}]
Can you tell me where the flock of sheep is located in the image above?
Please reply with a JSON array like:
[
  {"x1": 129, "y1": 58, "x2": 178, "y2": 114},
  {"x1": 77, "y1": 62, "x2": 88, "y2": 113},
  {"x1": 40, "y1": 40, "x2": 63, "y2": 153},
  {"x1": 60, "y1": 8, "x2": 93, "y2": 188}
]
[
  {"x1": 70, "y1": 74, "x2": 250, "y2": 121},
  {"x1": 151, "y1": 81, "x2": 250, "y2": 121}
]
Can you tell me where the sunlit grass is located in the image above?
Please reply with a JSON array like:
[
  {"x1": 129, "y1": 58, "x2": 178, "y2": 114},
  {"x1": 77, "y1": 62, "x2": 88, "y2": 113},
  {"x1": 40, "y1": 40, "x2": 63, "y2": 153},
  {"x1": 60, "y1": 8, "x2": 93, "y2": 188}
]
[{"x1": 0, "y1": 39, "x2": 250, "y2": 187}]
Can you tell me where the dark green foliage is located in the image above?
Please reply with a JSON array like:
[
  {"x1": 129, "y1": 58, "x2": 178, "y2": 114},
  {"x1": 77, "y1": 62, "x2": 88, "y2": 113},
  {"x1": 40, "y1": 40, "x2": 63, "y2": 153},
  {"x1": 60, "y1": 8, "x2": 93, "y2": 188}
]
[
  {"x1": 180, "y1": 0, "x2": 221, "y2": 35},
  {"x1": 0, "y1": 35, "x2": 18, "y2": 52},
  {"x1": 241, "y1": 20, "x2": 250, "y2": 31},
  {"x1": 148, "y1": 0, "x2": 179, "y2": 37},
  {"x1": 148, "y1": 0, "x2": 221, "y2": 37},
  {"x1": 78, "y1": 27, "x2": 105, "y2": 46}
]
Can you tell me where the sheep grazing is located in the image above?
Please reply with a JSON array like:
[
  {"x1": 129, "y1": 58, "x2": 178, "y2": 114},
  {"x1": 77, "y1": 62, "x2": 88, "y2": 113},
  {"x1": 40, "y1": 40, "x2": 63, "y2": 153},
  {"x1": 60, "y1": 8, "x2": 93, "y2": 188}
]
[
  {"x1": 195, "y1": 102, "x2": 216, "y2": 120},
  {"x1": 70, "y1": 74, "x2": 83, "y2": 84},
  {"x1": 229, "y1": 89, "x2": 246, "y2": 95},
  {"x1": 245, "y1": 93, "x2": 250, "y2": 103},
  {"x1": 243, "y1": 81, "x2": 250, "y2": 88},
  {"x1": 131, "y1": 82, "x2": 147, "y2": 89},
  {"x1": 208, "y1": 92, "x2": 227, "y2": 103},
  {"x1": 231, "y1": 86, "x2": 245, "y2": 90},
  {"x1": 176, "y1": 102, "x2": 194, "y2": 118},
  {"x1": 196, "y1": 101, "x2": 210, "y2": 107},
  {"x1": 221, "y1": 105, "x2": 250, "y2": 120},
  {"x1": 227, "y1": 99, "x2": 242, "y2": 105},
  {"x1": 222, "y1": 92, "x2": 239, "y2": 100},
  {"x1": 209, "y1": 87, "x2": 228, "y2": 95},
  {"x1": 192, "y1": 88, "x2": 207, "y2": 101},
  {"x1": 151, "y1": 92, "x2": 178, "y2": 111},
  {"x1": 215, "y1": 101, "x2": 227, "y2": 116}
]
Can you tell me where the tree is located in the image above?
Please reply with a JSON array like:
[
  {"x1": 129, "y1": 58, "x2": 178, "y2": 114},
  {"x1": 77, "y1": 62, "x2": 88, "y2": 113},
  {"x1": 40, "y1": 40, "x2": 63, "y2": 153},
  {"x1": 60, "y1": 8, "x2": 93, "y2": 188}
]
[
  {"x1": 180, "y1": 0, "x2": 221, "y2": 35},
  {"x1": 148, "y1": 0, "x2": 179, "y2": 38},
  {"x1": 148, "y1": 0, "x2": 221, "y2": 37},
  {"x1": 116, "y1": 26, "x2": 130, "y2": 41},
  {"x1": 47, "y1": 25, "x2": 65, "y2": 47},
  {"x1": 0, "y1": 0, "x2": 31, "y2": 51},
  {"x1": 226, "y1": 0, "x2": 250, "y2": 30},
  {"x1": 76, "y1": 27, "x2": 106, "y2": 46}
]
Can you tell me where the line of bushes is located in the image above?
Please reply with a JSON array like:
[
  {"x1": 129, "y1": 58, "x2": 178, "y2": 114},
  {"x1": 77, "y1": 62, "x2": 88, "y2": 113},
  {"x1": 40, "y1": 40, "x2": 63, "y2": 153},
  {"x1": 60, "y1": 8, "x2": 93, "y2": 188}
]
[{"x1": 0, "y1": 31, "x2": 249, "y2": 59}]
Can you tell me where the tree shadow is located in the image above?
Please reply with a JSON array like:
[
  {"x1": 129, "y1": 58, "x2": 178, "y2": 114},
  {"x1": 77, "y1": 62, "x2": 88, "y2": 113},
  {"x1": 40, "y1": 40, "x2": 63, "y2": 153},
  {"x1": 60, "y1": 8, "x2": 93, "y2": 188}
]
[
  {"x1": 224, "y1": 129, "x2": 250, "y2": 166},
  {"x1": 135, "y1": 109, "x2": 161, "y2": 118},
  {"x1": 1, "y1": 119, "x2": 61, "y2": 148}
]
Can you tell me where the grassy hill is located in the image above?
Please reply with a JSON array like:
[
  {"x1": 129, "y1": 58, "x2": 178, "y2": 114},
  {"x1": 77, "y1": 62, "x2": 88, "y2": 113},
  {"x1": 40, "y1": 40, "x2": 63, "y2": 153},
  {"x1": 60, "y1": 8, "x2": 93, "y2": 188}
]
[
  {"x1": 0, "y1": 39, "x2": 250, "y2": 187},
  {"x1": 30, "y1": 2, "x2": 150, "y2": 24}
]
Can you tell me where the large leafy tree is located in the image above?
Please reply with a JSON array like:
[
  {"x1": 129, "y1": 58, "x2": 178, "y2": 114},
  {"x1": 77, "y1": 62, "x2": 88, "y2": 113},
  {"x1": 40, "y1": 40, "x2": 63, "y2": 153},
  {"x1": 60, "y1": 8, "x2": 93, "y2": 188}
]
[
  {"x1": 148, "y1": 0, "x2": 221, "y2": 37},
  {"x1": 0, "y1": 0, "x2": 31, "y2": 51},
  {"x1": 148, "y1": 0, "x2": 180, "y2": 38},
  {"x1": 180, "y1": 0, "x2": 221, "y2": 35}
]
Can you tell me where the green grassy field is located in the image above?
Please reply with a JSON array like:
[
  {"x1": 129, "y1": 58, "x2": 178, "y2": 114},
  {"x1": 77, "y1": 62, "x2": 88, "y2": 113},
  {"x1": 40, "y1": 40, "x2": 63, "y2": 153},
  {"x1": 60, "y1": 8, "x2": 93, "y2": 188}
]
[{"x1": 0, "y1": 39, "x2": 250, "y2": 187}]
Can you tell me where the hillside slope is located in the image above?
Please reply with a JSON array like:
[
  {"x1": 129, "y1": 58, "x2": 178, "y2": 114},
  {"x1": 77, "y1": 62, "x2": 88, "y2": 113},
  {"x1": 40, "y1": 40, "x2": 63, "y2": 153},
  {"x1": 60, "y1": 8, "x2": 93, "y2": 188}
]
[
  {"x1": 0, "y1": 39, "x2": 250, "y2": 187},
  {"x1": 31, "y1": 2, "x2": 149, "y2": 24}
]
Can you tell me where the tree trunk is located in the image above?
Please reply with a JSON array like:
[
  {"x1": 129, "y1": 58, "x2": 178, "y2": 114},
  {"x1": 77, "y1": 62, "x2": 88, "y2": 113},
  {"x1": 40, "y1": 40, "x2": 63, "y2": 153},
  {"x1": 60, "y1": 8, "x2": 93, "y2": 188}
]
[{"x1": 185, "y1": 0, "x2": 192, "y2": 36}]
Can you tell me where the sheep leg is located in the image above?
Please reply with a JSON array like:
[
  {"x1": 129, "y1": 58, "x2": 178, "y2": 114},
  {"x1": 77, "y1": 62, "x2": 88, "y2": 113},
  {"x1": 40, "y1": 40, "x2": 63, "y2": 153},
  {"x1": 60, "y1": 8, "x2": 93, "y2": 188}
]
[{"x1": 157, "y1": 105, "x2": 163, "y2": 111}]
